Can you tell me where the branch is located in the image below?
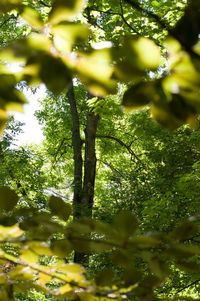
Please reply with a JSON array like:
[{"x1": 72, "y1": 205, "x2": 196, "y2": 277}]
[
  {"x1": 98, "y1": 160, "x2": 126, "y2": 178},
  {"x1": 0, "y1": 15, "x2": 17, "y2": 29},
  {"x1": 123, "y1": 0, "x2": 172, "y2": 31},
  {"x1": 119, "y1": 0, "x2": 140, "y2": 35},
  {"x1": 123, "y1": 0, "x2": 200, "y2": 59},
  {"x1": 97, "y1": 135, "x2": 140, "y2": 161},
  {"x1": 0, "y1": 256, "x2": 86, "y2": 290},
  {"x1": 86, "y1": 5, "x2": 163, "y2": 47},
  {"x1": 52, "y1": 137, "x2": 72, "y2": 164},
  {"x1": 175, "y1": 279, "x2": 200, "y2": 295},
  {"x1": 38, "y1": 0, "x2": 51, "y2": 7}
]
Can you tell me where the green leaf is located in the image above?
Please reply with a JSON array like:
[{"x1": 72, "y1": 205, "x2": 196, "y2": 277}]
[
  {"x1": 10, "y1": 265, "x2": 36, "y2": 281},
  {"x1": 111, "y1": 249, "x2": 130, "y2": 267},
  {"x1": 48, "y1": 196, "x2": 72, "y2": 221},
  {"x1": 152, "y1": 1, "x2": 160, "y2": 7},
  {"x1": 175, "y1": 261, "x2": 200, "y2": 273},
  {"x1": 52, "y1": 22, "x2": 89, "y2": 53},
  {"x1": 28, "y1": 243, "x2": 53, "y2": 256},
  {"x1": 121, "y1": 268, "x2": 142, "y2": 286},
  {"x1": 51, "y1": 239, "x2": 73, "y2": 257},
  {"x1": 49, "y1": 0, "x2": 87, "y2": 24},
  {"x1": 122, "y1": 82, "x2": 154, "y2": 110},
  {"x1": 21, "y1": 7, "x2": 44, "y2": 30},
  {"x1": 167, "y1": 244, "x2": 200, "y2": 259},
  {"x1": 172, "y1": 3, "x2": 200, "y2": 47},
  {"x1": 0, "y1": 110, "x2": 7, "y2": 137},
  {"x1": 129, "y1": 236, "x2": 161, "y2": 249},
  {"x1": 75, "y1": 48, "x2": 117, "y2": 96},
  {"x1": 0, "y1": 0, "x2": 21, "y2": 13},
  {"x1": 170, "y1": 221, "x2": 199, "y2": 240},
  {"x1": 0, "y1": 187, "x2": 18, "y2": 211},
  {"x1": 71, "y1": 238, "x2": 112, "y2": 253},
  {"x1": 95, "y1": 268, "x2": 115, "y2": 286},
  {"x1": 113, "y1": 210, "x2": 138, "y2": 238},
  {"x1": 0, "y1": 34, "x2": 52, "y2": 62},
  {"x1": 114, "y1": 36, "x2": 160, "y2": 81},
  {"x1": 149, "y1": 259, "x2": 170, "y2": 279},
  {"x1": 0, "y1": 215, "x2": 17, "y2": 227},
  {"x1": 20, "y1": 248, "x2": 39, "y2": 265},
  {"x1": 151, "y1": 93, "x2": 197, "y2": 130},
  {"x1": 131, "y1": 37, "x2": 161, "y2": 69}
]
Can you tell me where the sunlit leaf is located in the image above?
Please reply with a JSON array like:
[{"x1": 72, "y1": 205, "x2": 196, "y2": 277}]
[
  {"x1": 78, "y1": 292, "x2": 95, "y2": 301},
  {"x1": 21, "y1": 7, "x2": 44, "y2": 30},
  {"x1": 58, "y1": 263, "x2": 85, "y2": 274},
  {"x1": 0, "y1": 224, "x2": 23, "y2": 238},
  {"x1": 28, "y1": 243, "x2": 53, "y2": 256},
  {"x1": 0, "y1": 110, "x2": 7, "y2": 136},
  {"x1": 52, "y1": 22, "x2": 89, "y2": 53},
  {"x1": 49, "y1": 0, "x2": 87, "y2": 24},
  {"x1": 38, "y1": 272, "x2": 52, "y2": 286},
  {"x1": 132, "y1": 37, "x2": 161, "y2": 69},
  {"x1": 0, "y1": 34, "x2": 52, "y2": 63},
  {"x1": 114, "y1": 36, "x2": 160, "y2": 81},
  {"x1": 10, "y1": 265, "x2": 36, "y2": 281},
  {"x1": 75, "y1": 49, "x2": 117, "y2": 96},
  {"x1": 20, "y1": 249, "x2": 39, "y2": 265},
  {"x1": 56, "y1": 283, "x2": 73, "y2": 295}
]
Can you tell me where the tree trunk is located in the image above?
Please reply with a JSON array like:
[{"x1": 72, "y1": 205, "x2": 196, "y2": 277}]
[
  {"x1": 68, "y1": 83, "x2": 100, "y2": 265},
  {"x1": 67, "y1": 82, "x2": 83, "y2": 221},
  {"x1": 82, "y1": 109, "x2": 99, "y2": 218}
]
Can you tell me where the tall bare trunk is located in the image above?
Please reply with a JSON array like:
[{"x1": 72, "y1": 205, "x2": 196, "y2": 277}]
[
  {"x1": 68, "y1": 82, "x2": 83, "y2": 221},
  {"x1": 68, "y1": 83, "x2": 100, "y2": 265}
]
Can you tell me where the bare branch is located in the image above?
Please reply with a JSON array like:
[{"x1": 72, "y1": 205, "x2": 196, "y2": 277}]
[
  {"x1": 97, "y1": 134, "x2": 140, "y2": 161},
  {"x1": 119, "y1": 0, "x2": 140, "y2": 35},
  {"x1": 175, "y1": 279, "x2": 200, "y2": 295}
]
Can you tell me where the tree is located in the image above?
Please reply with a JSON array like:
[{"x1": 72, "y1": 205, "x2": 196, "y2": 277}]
[{"x1": 0, "y1": 0, "x2": 199, "y2": 300}]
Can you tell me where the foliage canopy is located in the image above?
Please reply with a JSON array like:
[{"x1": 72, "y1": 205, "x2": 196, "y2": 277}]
[{"x1": 0, "y1": 0, "x2": 200, "y2": 300}]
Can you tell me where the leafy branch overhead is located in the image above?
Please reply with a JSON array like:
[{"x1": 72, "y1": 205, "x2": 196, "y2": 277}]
[
  {"x1": 0, "y1": 1, "x2": 200, "y2": 299},
  {"x1": 0, "y1": 0, "x2": 199, "y2": 131},
  {"x1": 0, "y1": 187, "x2": 199, "y2": 300}
]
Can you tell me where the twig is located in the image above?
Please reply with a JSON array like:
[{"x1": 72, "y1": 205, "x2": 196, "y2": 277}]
[
  {"x1": 175, "y1": 279, "x2": 200, "y2": 295},
  {"x1": 119, "y1": 0, "x2": 140, "y2": 35},
  {"x1": 97, "y1": 134, "x2": 140, "y2": 161},
  {"x1": 0, "y1": 15, "x2": 17, "y2": 29}
]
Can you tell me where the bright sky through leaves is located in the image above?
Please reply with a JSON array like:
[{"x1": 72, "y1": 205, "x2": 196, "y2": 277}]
[{"x1": 12, "y1": 85, "x2": 46, "y2": 146}]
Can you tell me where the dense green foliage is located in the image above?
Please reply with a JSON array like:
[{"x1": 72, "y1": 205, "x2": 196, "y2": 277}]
[{"x1": 0, "y1": 0, "x2": 200, "y2": 300}]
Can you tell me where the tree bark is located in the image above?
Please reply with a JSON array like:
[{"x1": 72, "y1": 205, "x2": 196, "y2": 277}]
[
  {"x1": 67, "y1": 82, "x2": 83, "y2": 221},
  {"x1": 68, "y1": 83, "x2": 100, "y2": 265},
  {"x1": 82, "y1": 109, "x2": 99, "y2": 218}
]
